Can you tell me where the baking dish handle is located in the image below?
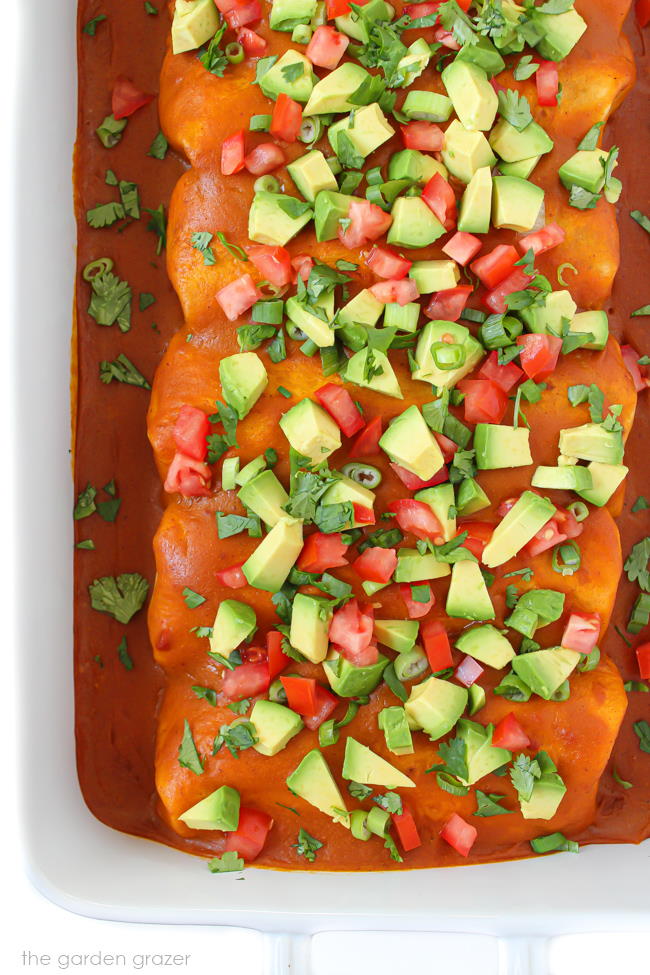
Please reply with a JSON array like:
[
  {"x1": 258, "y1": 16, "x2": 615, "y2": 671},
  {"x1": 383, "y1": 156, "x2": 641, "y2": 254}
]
[{"x1": 263, "y1": 932, "x2": 550, "y2": 973}]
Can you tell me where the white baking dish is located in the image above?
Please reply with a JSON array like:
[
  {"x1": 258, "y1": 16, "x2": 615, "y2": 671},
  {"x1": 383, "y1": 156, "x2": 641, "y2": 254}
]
[{"x1": 14, "y1": 0, "x2": 649, "y2": 970}]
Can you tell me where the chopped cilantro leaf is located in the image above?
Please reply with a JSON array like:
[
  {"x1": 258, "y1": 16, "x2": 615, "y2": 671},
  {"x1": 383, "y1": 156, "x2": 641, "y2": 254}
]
[
  {"x1": 88, "y1": 573, "x2": 149, "y2": 623},
  {"x1": 148, "y1": 131, "x2": 168, "y2": 159},
  {"x1": 292, "y1": 828, "x2": 323, "y2": 862},
  {"x1": 192, "y1": 685, "x2": 217, "y2": 706},
  {"x1": 577, "y1": 121, "x2": 604, "y2": 151},
  {"x1": 497, "y1": 89, "x2": 533, "y2": 132},
  {"x1": 474, "y1": 791, "x2": 511, "y2": 817},
  {"x1": 192, "y1": 231, "x2": 216, "y2": 266},
  {"x1": 83, "y1": 14, "x2": 107, "y2": 35},
  {"x1": 145, "y1": 204, "x2": 167, "y2": 254},
  {"x1": 633, "y1": 720, "x2": 650, "y2": 753},
  {"x1": 100, "y1": 353, "x2": 151, "y2": 389},
  {"x1": 74, "y1": 483, "x2": 97, "y2": 520},
  {"x1": 178, "y1": 719, "x2": 204, "y2": 775},
  {"x1": 213, "y1": 721, "x2": 258, "y2": 758},
  {"x1": 182, "y1": 587, "x2": 206, "y2": 609},
  {"x1": 631, "y1": 210, "x2": 650, "y2": 234},
  {"x1": 208, "y1": 851, "x2": 244, "y2": 873}
]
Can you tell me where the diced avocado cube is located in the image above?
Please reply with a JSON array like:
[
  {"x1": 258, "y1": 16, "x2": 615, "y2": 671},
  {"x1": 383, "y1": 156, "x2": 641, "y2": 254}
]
[
  {"x1": 498, "y1": 156, "x2": 541, "y2": 179},
  {"x1": 575, "y1": 462, "x2": 628, "y2": 507},
  {"x1": 394, "y1": 548, "x2": 451, "y2": 583},
  {"x1": 335, "y1": 0, "x2": 394, "y2": 41},
  {"x1": 220, "y1": 352, "x2": 268, "y2": 420},
  {"x1": 221, "y1": 456, "x2": 240, "y2": 491},
  {"x1": 242, "y1": 516, "x2": 304, "y2": 592},
  {"x1": 286, "y1": 294, "x2": 335, "y2": 347},
  {"x1": 259, "y1": 50, "x2": 315, "y2": 103},
  {"x1": 457, "y1": 166, "x2": 493, "y2": 234},
  {"x1": 178, "y1": 785, "x2": 240, "y2": 831},
  {"x1": 533, "y1": 8, "x2": 587, "y2": 61},
  {"x1": 286, "y1": 749, "x2": 349, "y2": 826},
  {"x1": 520, "y1": 289, "x2": 577, "y2": 335},
  {"x1": 512, "y1": 647, "x2": 581, "y2": 700},
  {"x1": 441, "y1": 60, "x2": 498, "y2": 132},
  {"x1": 456, "y1": 35, "x2": 505, "y2": 77},
  {"x1": 474, "y1": 424, "x2": 533, "y2": 470},
  {"x1": 482, "y1": 490, "x2": 556, "y2": 569},
  {"x1": 384, "y1": 301, "x2": 420, "y2": 332},
  {"x1": 456, "y1": 719, "x2": 512, "y2": 785},
  {"x1": 489, "y1": 118, "x2": 553, "y2": 163},
  {"x1": 314, "y1": 190, "x2": 353, "y2": 242},
  {"x1": 409, "y1": 259, "x2": 459, "y2": 294},
  {"x1": 172, "y1": 0, "x2": 220, "y2": 54},
  {"x1": 238, "y1": 470, "x2": 289, "y2": 527},
  {"x1": 405, "y1": 677, "x2": 468, "y2": 740},
  {"x1": 412, "y1": 320, "x2": 484, "y2": 388},
  {"x1": 388, "y1": 148, "x2": 448, "y2": 185},
  {"x1": 457, "y1": 477, "x2": 490, "y2": 516},
  {"x1": 468, "y1": 683, "x2": 486, "y2": 716},
  {"x1": 441, "y1": 120, "x2": 497, "y2": 184},
  {"x1": 559, "y1": 148, "x2": 609, "y2": 194},
  {"x1": 322, "y1": 474, "x2": 375, "y2": 521},
  {"x1": 531, "y1": 465, "x2": 593, "y2": 492},
  {"x1": 338, "y1": 288, "x2": 384, "y2": 327},
  {"x1": 289, "y1": 593, "x2": 333, "y2": 664},
  {"x1": 304, "y1": 61, "x2": 372, "y2": 115},
  {"x1": 492, "y1": 175, "x2": 544, "y2": 232},
  {"x1": 403, "y1": 89, "x2": 453, "y2": 122},
  {"x1": 379, "y1": 405, "x2": 444, "y2": 480},
  {"x1": 342, "y1": 737, "x2": 415, "y2": 788},
  {"x1": 455, "y1": 624, "x2": 515, "y2": 670},
  {"x1": 395, "y1": 37, "x2": 431, "y2": 87},
  {"x1": 210, "y1": 600, "x2": 256, "y2": 656},
  {"x1": 362, "y1": 580, "x2": 389, "y2": 597},
  {"x1": 323, "y1": 650, "x2": 389, "y2": 697},
  {"x1": 249, "y1": 191, "x2": 313, "y2": 246},
  {"x1": 415, "y1": 482, "x2": 456, "y2": 542},
  {"x1": 520, "y1": 754, "x2": 567, "y2": 820},
  {"x1": 280, "y1": 398, "x2": 342, "y2": 464},
  {"x1": 288, "y1": 149, "x2": 338, "y2": 203},
  {"x1": 236, "y1": 455, "x2": 267, "y2": 487},
  {"x1": 269, "y1": 0, "x2": 317, "y2": 31},
  {"x1": 251, "y1": 700, "x2": 303, "y2": 756},
  {"x1": 558, "y1": 423, "x2": 624, "y2": 465},
  {"x1": 345, "y1": 348, "x2": 403, "y2": 399},
  {"x1": 378, "y1": 706, "x2": 414, "y2": 756},
  {"x1": 387, "y1": 197, "x2": 446, "y2": 248},
  {"x1": 328, "y1": 103, "x2": 395, "y2": 160},
  {"x1": 568, "y1": 310, "x2": 609, "y2": 351},
  {"x1": 446, "y1": 561, "x2": 495, "y2": 621},
  {"x1": 373, "y1": 619, "x2": 419, "y2": 654}
]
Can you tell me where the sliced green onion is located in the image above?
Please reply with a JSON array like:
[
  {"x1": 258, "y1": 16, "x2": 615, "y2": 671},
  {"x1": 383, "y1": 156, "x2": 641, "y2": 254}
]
[
  {"x1": 550, "y1": 679, "x2": 571, "y2": 701},
  {"x1": 350, "y1": 809, "x2": 372, "y2": 841},
  {"x1": 557, "y1": 262, "x2": 578, "y2": 286},
  {"x1": 366, "y1": 166, "x2": 383, "y2": 186},
  {"x1": 299, "y1": 117, "x2": 322, "y2": 143},
  {"x1": 431, "y1": 342, "x2": 466, "y2": 371},
  {"x1": 83, "y1": 257, "x2": 113, "y2": 281},
  {"x1": 250, "y1": 114, "x2": 271, "y2": 132},
  {"x1": 300, "y1": 338, "x2": 318, "y2": 357},
  {"x1": 251, "y1": 299, "x2": 283, "y2": 324},
  {"x1": 394, "y1": 648, "x2": 428, "y2": 682},
  {"x1": 341, "y1": 462, "x2": 382, "y2": 489},
  {"x1": 612, "y1": 768, "x2": 633, "y2": 789},
  {"x1": 436, "y1": 771, "x2": 470, "y2": 797},
  {"x1": 291, "y1": 24, "x2": 313, "y2": 44},
  {"x1": 269, "y1": 679, "x2": 287, "y2": 704},
  {"x1": 286, "y1": 322, "x2": 307, "y2": 341},
  {"x1": 628, "y1": 592, "x2": 650, "y2": 634},
  {"x1": 493, "y1": 673, "x2": 532, "y2": 702},
  {"x1": 460, "y1": 307, "x2": 486, "y2": 324},
  {"x1": 567, "y1": 500, "x2": 589, "y2": 522},
  {"x1": 318, "y1": 719, "x2": 339, "y2": 747},
  {"x1": 254, "y1": 174, "x2": 280, "y2": 193},
  {"x1": 366, "y1": 806, "x2": 390, "y2": 837},
  {"x1": 624, "y1": 680, "x2": 649, "y2": 693},
  {"x1": 311, "y1": 0, "x2": 327, "y2": 27},
  {"x1": 479, "y1": 314, "x2": 522, "y2": 349},
  {"x1": 225, "y1": 42, "x2": 244, "y2": 64},
  {"x1": 551, "y1": 540, "x2": 581, "y2": 576},
  {"x1": 530, "y1": 832, "x2": 579, "y2": 855},
  {"x1": 578, "y1": 646, "x2": 600, "y2": 672}
]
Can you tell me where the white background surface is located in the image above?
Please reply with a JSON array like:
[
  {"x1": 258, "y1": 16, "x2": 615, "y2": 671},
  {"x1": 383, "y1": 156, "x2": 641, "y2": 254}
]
[{"x1": 2, "y1": 3, "x2": 648, "y2": 973}]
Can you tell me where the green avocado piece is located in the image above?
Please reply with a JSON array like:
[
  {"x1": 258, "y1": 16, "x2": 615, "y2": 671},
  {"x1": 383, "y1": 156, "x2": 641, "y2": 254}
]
[
  {"x1": 290, "y1": 593, "x2": 333, "y2": 664},
  {"x1": 335, "y1": 0, "x2": 394, "y2": 41},
  {"x1": 405, "y1": 677, "x2": 468, "y2": 740},
  {"x1": 492, "y1": 175, "x2": 545, "y2": 232},
  {"x1": 387, "y1": 196, "x2": 446, "y2": 248},
  {"x1": 249, "y1": 191, "x2": 313, "y2": 246},
  {"x1": 323, "y1": 650, "x2": 389, "y2": 697},
  {"x1": 221, "y1": 456, "x2": 240, "y2": 491},
  {"x1": 259, "y1": 50, "x2": 315, "y2": 103},
  {"x1": 559, "y1": 148, "x2": 609, "y2": 194},
  {"x1": 337, "y1": 288, "x2": 384, "y2": 327},
  {"x1": 303, "y1": 61, "x2": 372, "y2": 115},
  {"x1": 402, "y1": 89, "x2": 453, "y2": 122},
  {"x1": 568, "y1": 310, "x2": 609, "y2": 350},
  {"x1": 519, "y1": 751, "x2": 566, "y2": 820},
  {"x1": 533, "y1": 8, "x2": 587, "y2": 61},
  {"x1": 531, "y1": 465, "x2": 593, "y2": 492},
  {"x1": 512, "y1": 647, "x2": 581, "y2": 700},
  {"x1": 482, "y1": 490, "x2": 556, "y2": 569},
  {"x1": 328, "y1": 103, "x2": 395, "y2": 160},
  {"x1": 242, "y1": 517, "x2": 304, "y2": 593},
  {"x1": 506, "y1": 589, "x2": 565, "y2": 638},
  {"x1": 235, "y1": 455, "x2": 267, "y2": 487},
  {"x1": 575, "y1": 461, "x2": 628, "y2": 506},
  {"x1": 394, "y1": 548, "x2": 451, "y2": 583},
  {"x1": 498, "y1": 156, "x2": 541, "y2": 179},
  {"x1": 489, "y1": 117, "x2": 553, "y2": 163},
  {"x1": 322, "y1": 474, "x2": 376, "y2": 526},
  {"x1": 342, "y1": 737, "x2": 415, "y2": 788},
  {"x1": 395, "y1": 37, "x2": 431, "y2": 87},
  {"x1": 219, "y1": 352, "x2": 268, "y2": 420},
  {"x1": 456, "y1": 477, "x2": 490, "y2": 516},
  {"x1": 286, "y1": 294, "x2": 335, "y2": 348},
  {"x1": 474, "y1": 424, "x2": 533, "y2": 470},
  {"x1": 210, "y1": 600, "x2": 257, "y2": 656},
  {"x1": 378, "y1": 706, "x2": 414, "y2": 755},
  {"x1": 457, "y1": 165, "x2": 493, "y2": 234},
  {"x1": 345, "y1": 348, "x2": 404, "y2": 399},
  {"x1": 379, "y1": 404, "x2": 444, "y2": 480},
  {"x1": 178, "y1": 785, "x2": 240, "y2": 831},
  {"x1": 373, "y1": 619, "x2": 419, "y2": 654},
  {"x1": 415, "y1": 482, "x2": 456, "y2": 542},
  {"x1": 441, "y1": 60, "x2": 498, "y2": 131},
  {"x1": 313, "y1": 190, "x2": 354, "y2": 242},
  {"x1": 409, "y1": 259, "x2": 460, "y2": 294},
  {"x1": 456, "y1": 718, "x2": 512, "y2": 786},
  {"x1": 237, "y1": 469, "x2": 289, "y2": 527},
  {"x1": 286, "y1": 749, "x2": 350, "y2": 825},
  {"x1": 519, "y1": 289, "x2": 577, "y2": 335},
  {"x1": 412, "y1": 319, "x2": 484, "y2": 388},
  {"x1": 279, "y1": 398, "x2": 342, "y2": 464},
  {"x1": 251, "y1": 700, "x2": 303, "y2": 757},
  {"x1": 288, "y1": 149, "x2": 338, "y2": 203},
  {"x1": 558, "y1": 423, "x2": 624, "y2": 465},
  {"x1": 455, "y1": 624, "x2": 515, "y2": 670},
  {"x1": 269, "y1": 0, "x2": 317, "y2": 31},
  {"x1": 441, "y1": 120, "x2": 497, "y2": 184},
  {"x1": 388, "y1": 148, "x2": 448, "y2": 184},
  {"x1": 456, "y1": 34, "x2": 505, "y2": 77},
  {"x1": 446, "y1": 561, "x2": 495, "y2": 621},
  {"x1": 468, "y1": 683, "x2": 486, "y2": 715},
  {"x1": 171, "y1": 0, "x2": 220, "y2": 54}
]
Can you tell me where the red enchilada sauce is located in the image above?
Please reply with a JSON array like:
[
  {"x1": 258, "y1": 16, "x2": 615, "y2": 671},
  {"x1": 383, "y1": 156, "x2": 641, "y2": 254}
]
[{"x1": 74, "y1": 0, "x2": 650, "y2": 868}]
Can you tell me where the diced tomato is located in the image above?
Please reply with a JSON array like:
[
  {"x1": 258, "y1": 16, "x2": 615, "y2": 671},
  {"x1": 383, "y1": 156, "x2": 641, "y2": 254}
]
[
  {"x1": 387, "y1": 499, "x2": 445, "y2": 542},
  {"x1": 222, "y1": 661, "x2": 270, "y2": 701},
  {"x1": 111, "y1": 77, "x2": 154, "y2": 120},
  {"x1": 497, "y1": 497, "x2": 518, "y2": 518},
  {"x1": 425, "y1": 285, "x2": 472, "y2": 322},
  {"x1": 216, "y1": 564, "x2": 247, "y2": 589},
  {"x1": 561, "y1": 612, "x2": 601, "y2": 653},
  {"x1": 471, "y1": 245, "x2": 519, "y2": 290},
  {"x1": 555, "y1": 506, "x2": 583, "y2": 541},
  {"x1": 390, "y1": 462, "x2": 449, "y2": 491},
  {"x1": 245, "y1": 244, "x2": 292, "y2": 288},
  {"x1": 621, "y1": 344, "x2": 649, "y2": 392},
  {"x1": 370, "y1": 278, "x2": 420, "y2": 305},
  {"x1": 636, "y1": 642, "x2": 650, "y2": 678},
  {"x1": 315, "y1": 383, "x2": 365, "y2": 437},
  {"x1": 442, "y1": 231, "x2": 482, "y2": 266},
  {"x1": 164, "y1": 452, "x2": 211, "y2": 497},
  {"x1": 478, "y1": 350, "x2": 524, "y2": 393},
  {"x1": 173, "y1": 405, "x2": 209, "y2": 461},
  {"x1": 366, "y1": 245, "x2": 412, "y2": 280},
  {"x1": 241, "y1": 644, "x2": 267, "y2": 665},
  {"x1": 280, "y1": 675, "x2": 318, "y2": 714},
  {"x1": 454, "y1": 655, "x2": 484, "y2": 687},
  {"x1": 306, "y1": 25, "x2": 350, "y2": 69},
  {"x1": 237, "y1": 27, "x2": 268, "y2": 56},
  {"x1": 404, "y1": 2, "x2": 440, "y2": 19},
  {"x1": 421, "y1": 620, "x2": 452, "y2": 672},
  {"x1": 525, "y1": 516, "x2": 567, "y2": 557},
  {"x1": 484, "y1": 268, "x2": 535, "y2": 314},
  {"x1": 516, "y1": 333, "x2": 562, "y2": 381},
  {"x1": 391, "y1": 805, "x2": 422, "y2": 852},
  {"x1": 456, "y1": 521, "x2": 493, "y2": 560},
  {"x1": 401, "y1": 121, "x2": 444, "y2": 152},
  {"x1": 422, "y1": 172, "x2": 456, "y2": 230},
  {"x1": 338, "y1": 199, "x2": 393, "y2": 249},
  {"x1": 291, "y1": 254, "x2": 314, "y2": 283},
  {"x1": 297, "y1": 532, "x2": 349, "y2": 574},
  {"x1": 492, "y1": 712, "x2": 530, "y2": 750},
  {"x1": 216, "y1": 274, "x2": 260, "y2": 321},
  {"x1": 266, "y1": 631, "x2": 289, "y2": 681},
  {"x1": 326, "y1": 0, "x2": 352, "y2": 16},
  {"x1": 329, "y1": 599, "x2": 374, "y2": 658},
  {"x1": 536, "y1": 60, "x2": 559, "y2": 107},
  {"x1": 349, "y1": 417, "x2": 382, "y2": 457},
  {"x1": 399, "y1": 582, "x2": 435, "y2": 619},
  {"x1": 221, "y1": 130, "x2": 246, "y2": 176},
  {"x1": 353, "y1": 503, "x2": 376, "y2": 525},
  {"x1": 217, "y1": 0, "x2": 263, "y2": 29},
  {"x1": 352, "y1": 547, "x2": 398, "y2": 584},
  {"x1": 225, "y1": 807, "x2": 273, "y2": 861},
  {"x1": 244, "y1": 142, "x2": 285, "y2": 175},
  {"x1": 518, "y1": 222, "x2": 565, "y2": 257},
  {"x1": 440, "y1": 813, "x2": 477, "y2": 857},
  {"x1": 303, "y1": 684, "x2": 340, "y2": 730},
  {"x1": 434, "y1": 28, "x2": 460, "y2": 50},
  {"x1": 270, "y1": 93, "x2": 302, "y2": 143},
  {"x1": 457, "y1": 378, "x2": 509, "y2": 425},
  {"x1": 637, "y1": 0, "x2": 650, "y2": 27}
]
